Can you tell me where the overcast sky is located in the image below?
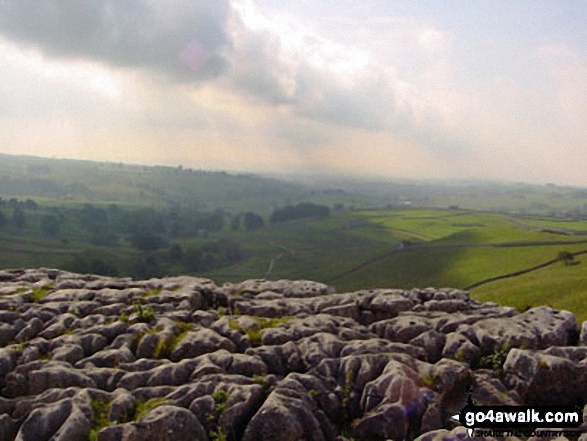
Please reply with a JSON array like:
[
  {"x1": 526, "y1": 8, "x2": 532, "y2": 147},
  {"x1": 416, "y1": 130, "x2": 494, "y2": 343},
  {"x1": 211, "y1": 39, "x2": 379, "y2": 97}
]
[{"x1": 1, "y1": 1, "x2": 586, "y2": 185}]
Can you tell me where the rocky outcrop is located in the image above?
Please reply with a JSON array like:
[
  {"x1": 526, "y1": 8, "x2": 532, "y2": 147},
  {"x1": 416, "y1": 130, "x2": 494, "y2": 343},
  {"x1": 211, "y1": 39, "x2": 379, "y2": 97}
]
[{"x1": 0, "y1": 268, "x2": 584, "y2": 440}]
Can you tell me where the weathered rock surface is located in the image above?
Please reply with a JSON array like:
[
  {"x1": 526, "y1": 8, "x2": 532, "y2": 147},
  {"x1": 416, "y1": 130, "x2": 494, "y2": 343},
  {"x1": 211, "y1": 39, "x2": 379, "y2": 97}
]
[{"x1": 0, "y1": 268, "x2": 584, "y2": 440}]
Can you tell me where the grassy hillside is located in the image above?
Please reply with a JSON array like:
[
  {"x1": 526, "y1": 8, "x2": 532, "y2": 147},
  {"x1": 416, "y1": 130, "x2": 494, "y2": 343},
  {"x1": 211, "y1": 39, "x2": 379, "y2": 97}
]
[
  {"x1": 203, "y1": 214, "x2": 398, "y2": 283},
  {"x1": 328, "y1": 209, "x2": 587, "y2": 322},
  {"x1": 1, "y1": 154, "x2": 587, "y2": 322},
  {"x1": 5, "y1": 154, "x2": 587, "y2": 215},
  {"x1": 0, "y1": 154, "x2": 310, "y2": 212},
  {"x1": 473, "y1": 256, "x2": 587, "y2": 322},
  {"x1": 359, "y1": 209, "x2": 575, "y2": 243}
]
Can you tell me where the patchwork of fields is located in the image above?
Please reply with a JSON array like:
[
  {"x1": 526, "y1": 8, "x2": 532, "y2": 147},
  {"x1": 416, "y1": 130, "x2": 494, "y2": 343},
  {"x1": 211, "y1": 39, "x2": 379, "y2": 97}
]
[
  {"x1": 1, "y1": 196, "x2": 586, "y2": 322},
  {"x1": 207, "y1": 208, "x2": 587, "y2": 321}
]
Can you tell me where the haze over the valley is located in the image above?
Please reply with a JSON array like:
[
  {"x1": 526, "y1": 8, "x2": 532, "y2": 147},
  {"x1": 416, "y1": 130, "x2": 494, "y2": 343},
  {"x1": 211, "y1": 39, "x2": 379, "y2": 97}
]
[{"x1": 1, "y1": 1, "x2": 586, "y2": 185}]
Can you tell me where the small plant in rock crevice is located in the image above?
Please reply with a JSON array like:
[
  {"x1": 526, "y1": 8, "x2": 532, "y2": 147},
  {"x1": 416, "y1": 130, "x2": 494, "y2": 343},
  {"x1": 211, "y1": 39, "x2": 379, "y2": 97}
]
[
  {"x1": 132, "y1": 397, "x2": 168, "y2": 421},
  {"x1": 142, "y1": 287, "x2": 162, "y2": 298},
  {"x1": 88, "y1": 398, "x2": 112, "y2": 441},
  {"x1": 478, "y1": 344, "x2": 511, "y2": 374},
  {"x1": 174, "y1": 321, "x2": 193, "y2": 334},
  {"x1": 153, "y1": 330, "x2": 190, "y2": 360},
  {"x1": 206, "y1": 387, "x2": 230, "y2": 441},
  {"x1": 421, "y1": 373, "x2": 439, "y2": 391},
  {"x1": 13, "y1": 342, "x2": 27, "y2": 352},
  {"x1": 119, "y1": 310, "x2": 129, "y2": 324},
  {"x1": 30, "y1": 284, "x2": 55, "y2": 302},
  {"x1": 228, "y1": 316, "x2": 294, "y2": 347},
  {"x1": 133, "y1": 301, "x2": 155, "y2": 323},
  {"x1": 39, "y1": 351, "x2": 53, "y2": 361},
  {"x1": 342, "y1": 369, "x2": 355, "y2": 409},
  {"x1": 252, "y1": 374, "x2": 268, "y2": 387},
  {"x1": 211, "y1": 387, "x2": 230, "y2": 413},
  {"x1": 129, "y1": 331, "x2": 146, "y2": 353},
  {"x1": 308, "y1": 389, "x2": 319, "y2": 398}
]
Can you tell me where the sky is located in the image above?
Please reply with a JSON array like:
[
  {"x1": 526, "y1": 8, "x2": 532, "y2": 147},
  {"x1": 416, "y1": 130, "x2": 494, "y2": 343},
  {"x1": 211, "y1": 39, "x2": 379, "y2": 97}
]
[{"x1": 0, "y1": 1, "x2": 586, "y2": 185}]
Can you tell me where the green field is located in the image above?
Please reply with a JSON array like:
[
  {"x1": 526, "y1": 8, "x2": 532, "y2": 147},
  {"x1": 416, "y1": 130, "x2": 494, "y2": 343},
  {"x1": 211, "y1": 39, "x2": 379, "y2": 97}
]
[
  {"x1": 199, "y1": 208, "x2": 587, "y2": 321},
  {"x1": 324, "y1": 209, "x2": 587, "y2": 322},
  {"x1": 473, "y1": 255, "x2": 587, "y2": 321},
  {"x1": 359, "y1": 209, "x2": 574, "y2": 243},
  {"x1": 204, "y1": 215, "x2": 397, "y2": 283},
  {"x1": 513, "y1": 217, "x2": 587, "y2": 233},
  {"x1": 2, "y1": 203, "x2": 587, "y2": 322}
]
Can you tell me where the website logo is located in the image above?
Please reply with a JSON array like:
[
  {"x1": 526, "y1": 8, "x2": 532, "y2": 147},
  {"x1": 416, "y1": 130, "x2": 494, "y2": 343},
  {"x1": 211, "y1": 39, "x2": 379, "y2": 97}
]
[{"x1": 452, "y1": 398, "x2": 583, "y2": 438}]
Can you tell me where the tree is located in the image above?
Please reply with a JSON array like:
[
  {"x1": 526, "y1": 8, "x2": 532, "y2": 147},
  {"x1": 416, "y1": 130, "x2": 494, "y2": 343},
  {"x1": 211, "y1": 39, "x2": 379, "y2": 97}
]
[
  {"x1": 183, "y1": 239, "x2": 243, "y2": 273},
  {"x1": 65, "y1": 252, "x2": 118, "y2": 277},
  {"x1": 183, "y1": 246, "x2": 203, "y2": 272},
  {"x1": 0, "y1": 210, "x2": 6, "y2": 228},
  {"x1": 40, "y1": 214, "x2": 60, "y2": 236},
  {"x1": 197, "y1": 209, "x2": 224, "y2": 232},
  {"x1": 24, "y1": 199, "x2": 39, "y2": 210},
  {"x1": 168, "y1": 209, "x2": 181, "y2": 237},
  {"x1": 558, "y1": 251, "x2": 576, "y2": 265},
  {"x1": 12, "y1": 206, "x2": 26, "y2": 228},
  {"x1": 270, "y1": 203, "x2": 330, "y2": 223},
  {"x1": 130, "y1": 233, "x2": 166, "y2": 251},
  {"x1": 80, "y1": 204, "x2": 108, "y2": 233},
  {"x1": 89, "y1": 232, "x2": 119, "y2": 247},
  {"x1": 243, "y1": 212, "x2": 264, "y2": 230},
  {"x1": 168, "y1": 244, "x2": 184, "y2": 261},
  {"x1": 230, "y1": 215, "x2": 241, "y2": 231},
  {"x1": 133, "y1": 254, "x2": 162, "y2": 278}
]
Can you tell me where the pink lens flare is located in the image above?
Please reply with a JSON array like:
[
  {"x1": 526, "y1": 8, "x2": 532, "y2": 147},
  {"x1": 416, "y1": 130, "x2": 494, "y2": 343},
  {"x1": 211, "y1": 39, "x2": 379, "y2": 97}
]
[{"x1": 178, "y1": 39, "x2": 210, "y2": 74}]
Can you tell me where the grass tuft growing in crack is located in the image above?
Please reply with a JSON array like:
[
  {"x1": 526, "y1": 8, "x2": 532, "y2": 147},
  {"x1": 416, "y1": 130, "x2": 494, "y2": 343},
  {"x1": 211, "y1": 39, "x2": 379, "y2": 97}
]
[
  {"x1": 88, "y1": 399, "x2": 112, "y2": 441},
  {"x1": 152, "y1": 322, "x2": 192, "y2": 359},
  {"x1": 133, "y1": 397, "x2": 168, "y2": 421},
  {"x1": 29, "y1": 284, "x2": 55, "y2": 302},
  {"x1": 478, "y1": 344, "x2": 511, "y2": 374},
  {"x1": 228, "y1": 316, "x2": 295, "y2": 347},
  {"x1": 142, "y1": 288, "x2": 162, "y2": 298},
  {"x1": 207, "y1": 387, "x2": 230, "y2": 441},
  {"x1": 133, "y1": 301, "x2": 156, "y2": 323}
]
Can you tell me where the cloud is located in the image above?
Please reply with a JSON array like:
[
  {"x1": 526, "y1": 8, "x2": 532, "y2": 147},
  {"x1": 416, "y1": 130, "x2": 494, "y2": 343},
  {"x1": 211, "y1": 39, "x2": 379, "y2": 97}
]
[
  {"x1": 225, "y1": 14, "x2": 403, "y2": 132},
  {"x1": 226, "y1": 24, "x2": 295, "y2": 105},
  {"x1": 291, "y1": 64, "x2": 397, "y2": 131},
  {"x1": 0, "y1": 0, "x2": 232, "y2": 82},
  {"x1": 0, "y1": 0, "x2": 485, "y2": 178},
  {"x1": 221, "y1": 6, "x2": 475, "y2": 158},
  {"x1": 0, "y1": 0, "x2": 463, "y2": 141}
]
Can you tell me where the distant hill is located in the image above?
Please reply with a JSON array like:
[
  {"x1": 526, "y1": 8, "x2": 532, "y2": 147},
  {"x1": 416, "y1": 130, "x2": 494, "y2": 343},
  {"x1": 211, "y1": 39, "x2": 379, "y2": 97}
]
[
  {"x1": 3, "y1": 153, "x2": 587, "y2": 217},
  {"x1": 0, "y1": 154, "x2": 309, "y2": 213}
]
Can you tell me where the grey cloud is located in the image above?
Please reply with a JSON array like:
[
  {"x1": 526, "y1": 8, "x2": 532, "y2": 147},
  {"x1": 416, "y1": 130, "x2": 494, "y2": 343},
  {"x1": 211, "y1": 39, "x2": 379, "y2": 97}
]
[
  {"x1": 228, "y1": 26, "x2": 296, "y2": 105},
  {"x1": 0, "y1": 0, "x2": 232, "y2": 82},
  {"x1": 413, "y1": 126, "x2": 477, "y2": 157},
  {"x1": 225, "y1": 17, "x2": 477, "y2": 155},
  {"x1": 291, "y1": 65, "x2": 396, "y2": 131},
  {"x1": 0, "y1": 0, "x2": 406, "y2": 134},
  {"x1": 224, "y1": 22, "x2": 478, "y2": 158},
  {"x1": 227, "y1": 22, "x2": 397, "y2": 132},
  {"x1": 0, "y1": 1, "x2": 475, "y2": 155}
]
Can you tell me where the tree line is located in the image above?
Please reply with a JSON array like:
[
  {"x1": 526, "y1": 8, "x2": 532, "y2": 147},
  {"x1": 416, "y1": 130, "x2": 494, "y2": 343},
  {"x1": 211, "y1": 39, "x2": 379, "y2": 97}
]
[{"x1": 0, "y1": 198, "x2": 331, "y2": 279}]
